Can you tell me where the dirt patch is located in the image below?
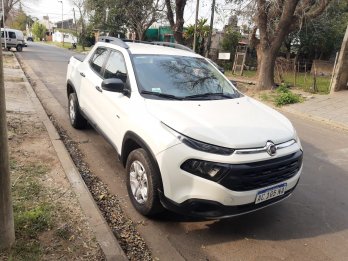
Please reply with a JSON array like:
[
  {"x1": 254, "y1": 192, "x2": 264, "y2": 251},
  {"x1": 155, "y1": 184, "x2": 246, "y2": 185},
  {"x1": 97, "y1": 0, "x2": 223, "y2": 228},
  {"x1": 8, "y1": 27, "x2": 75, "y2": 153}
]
[{"x1": 0, "y1": 111, "x2": 104, "y2": 260}]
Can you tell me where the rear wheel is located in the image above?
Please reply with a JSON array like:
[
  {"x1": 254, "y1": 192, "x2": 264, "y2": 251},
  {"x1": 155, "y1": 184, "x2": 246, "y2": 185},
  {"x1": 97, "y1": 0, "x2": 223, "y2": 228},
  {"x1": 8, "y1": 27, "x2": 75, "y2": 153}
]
[
  {"x1": 126, "y1": 148, "x2": 164, "y2": 217},
  {"x1": 16, "y1": 45, "x2": 23, "y2": 52},
  {"x1": 68, "y1": 93, "x2": 87, "y2": 129}
]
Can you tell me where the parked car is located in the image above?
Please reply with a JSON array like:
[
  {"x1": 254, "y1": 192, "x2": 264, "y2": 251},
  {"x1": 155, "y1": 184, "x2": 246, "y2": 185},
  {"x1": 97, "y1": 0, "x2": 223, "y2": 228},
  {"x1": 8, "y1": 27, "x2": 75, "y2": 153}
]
[
  {"x1": 26, "y1": 36, "x2": 34, "y2": 42},
  {"x1": 1, "y1": 28, "x2": 25, "y2": 52},
  {"x1": 66, "y1": 37, "x2": 303, "y2": 219}
]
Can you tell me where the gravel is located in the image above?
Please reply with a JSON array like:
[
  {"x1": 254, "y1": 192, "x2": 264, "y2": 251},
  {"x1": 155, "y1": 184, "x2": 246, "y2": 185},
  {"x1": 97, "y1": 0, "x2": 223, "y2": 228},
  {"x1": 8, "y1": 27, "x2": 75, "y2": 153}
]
[{"x1": 50, "y1": 117, "x2": 153, "y2": 261}]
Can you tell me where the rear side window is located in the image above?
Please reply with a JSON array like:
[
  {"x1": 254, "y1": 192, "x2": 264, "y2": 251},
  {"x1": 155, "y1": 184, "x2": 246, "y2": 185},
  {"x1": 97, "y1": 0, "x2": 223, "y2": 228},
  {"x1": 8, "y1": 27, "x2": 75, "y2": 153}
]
[
  {"x1": 8, "y1": 32, "x2": 16, "y2": 39},
  {"x1": 89, "y1": 48, "x2": 108, "y2": 76},
  {"x1": 103, "y1": 51, "x2": 128, "y2": 83}
]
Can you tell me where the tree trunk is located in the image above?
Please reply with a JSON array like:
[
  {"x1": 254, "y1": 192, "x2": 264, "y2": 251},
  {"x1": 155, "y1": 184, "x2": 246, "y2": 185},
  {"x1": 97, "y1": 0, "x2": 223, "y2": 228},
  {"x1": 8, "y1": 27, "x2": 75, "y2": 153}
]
[
  {"x1": 0, "y1": 44, "x2": 15, "y2": 250},
  {"x1": 256, "y1": 48, "x2": 277, "y2": 90}
]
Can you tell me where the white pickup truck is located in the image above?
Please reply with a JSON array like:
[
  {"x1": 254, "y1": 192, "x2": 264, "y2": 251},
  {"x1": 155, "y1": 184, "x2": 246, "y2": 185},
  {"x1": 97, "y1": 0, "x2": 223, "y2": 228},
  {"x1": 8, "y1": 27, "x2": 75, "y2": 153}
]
[{"x1": 66, "y1": 37, "x2": 303, "y2": 219}]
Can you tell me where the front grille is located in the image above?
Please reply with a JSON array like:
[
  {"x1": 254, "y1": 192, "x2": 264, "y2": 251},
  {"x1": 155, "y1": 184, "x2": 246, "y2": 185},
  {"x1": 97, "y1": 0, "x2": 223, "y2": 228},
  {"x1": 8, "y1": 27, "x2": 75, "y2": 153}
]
[{"x1": 218, "y1": 150, "x2": 303, "y2": 191}]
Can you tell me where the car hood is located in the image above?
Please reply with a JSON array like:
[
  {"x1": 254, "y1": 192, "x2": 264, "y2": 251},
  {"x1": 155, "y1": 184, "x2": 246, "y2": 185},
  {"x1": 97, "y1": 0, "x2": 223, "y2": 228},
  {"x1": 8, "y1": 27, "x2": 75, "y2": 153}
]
[{"x1": 145, "y1": 97, "x2": 296, "y2": 149}]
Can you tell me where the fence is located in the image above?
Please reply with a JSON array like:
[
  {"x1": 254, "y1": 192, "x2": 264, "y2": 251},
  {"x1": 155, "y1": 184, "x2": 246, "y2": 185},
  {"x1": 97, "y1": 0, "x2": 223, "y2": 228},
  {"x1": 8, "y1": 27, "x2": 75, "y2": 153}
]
[{"x1": 273, "y1": 58, "x2": 332, "y2": 93}]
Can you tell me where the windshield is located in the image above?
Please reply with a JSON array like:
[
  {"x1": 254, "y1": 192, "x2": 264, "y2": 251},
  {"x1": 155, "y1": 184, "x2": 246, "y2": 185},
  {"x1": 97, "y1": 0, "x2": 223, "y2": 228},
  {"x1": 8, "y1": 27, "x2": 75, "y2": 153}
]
[{"x1": 132, "y1": 55, "x2": 240, "y2": 100}]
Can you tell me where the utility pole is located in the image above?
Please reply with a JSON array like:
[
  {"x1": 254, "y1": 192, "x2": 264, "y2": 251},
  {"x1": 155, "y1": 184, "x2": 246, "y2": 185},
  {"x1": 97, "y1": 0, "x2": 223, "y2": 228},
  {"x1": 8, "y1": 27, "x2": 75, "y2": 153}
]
[
  {"x1": 193, "y1": 0, "x2": 199, "y2": 53},
  {"x1": 1, "y1": 0, "x2": 7, "y2": 49},
  {"x1": 73, "y1": 8, "x2": 78, "y2": 43},
  {"x1": 206, "y1": 0, "x2": 216, "y2": 58},
  {"x1": 58, "y1": 0, "x2": 64, "y2": 45},
  {"x1": 0, "y1": 35, "x2": 15, "y2": 250}
]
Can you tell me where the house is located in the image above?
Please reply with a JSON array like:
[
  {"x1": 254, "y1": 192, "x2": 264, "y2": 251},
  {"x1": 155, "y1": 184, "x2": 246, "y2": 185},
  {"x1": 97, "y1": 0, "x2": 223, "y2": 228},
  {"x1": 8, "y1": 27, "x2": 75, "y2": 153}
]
[{"x1": 52, "y1": 31, "x2": 77, "y2": 43}]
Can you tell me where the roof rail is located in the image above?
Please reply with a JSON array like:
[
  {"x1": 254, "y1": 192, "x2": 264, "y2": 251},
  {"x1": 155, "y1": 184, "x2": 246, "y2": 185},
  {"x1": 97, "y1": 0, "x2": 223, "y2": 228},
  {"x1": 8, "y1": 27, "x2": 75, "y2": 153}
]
[
  {"x1": 98, "y1": 37, "x2": 194, "y2": 53},
  {"x1": 98, "y1": 36, "x2": 129, "y2": 49},
  {"x1": 152, "y1": 42, "x2": 194, "y2": 52},
  {"x1": 123, "y1": 39, "x2": 154, "y2": 45}
]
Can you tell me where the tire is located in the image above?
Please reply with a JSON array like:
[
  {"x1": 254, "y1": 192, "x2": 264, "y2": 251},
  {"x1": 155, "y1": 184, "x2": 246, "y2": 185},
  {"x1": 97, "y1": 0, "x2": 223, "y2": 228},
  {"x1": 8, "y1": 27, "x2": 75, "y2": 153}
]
[
  {"x1": 126, "y1": 148, "x2": 164, "y2": 217},
  {"x1": 16, "y1": 45, "x2": 23, "y2": 52},
  {"x1": 68, "y1": 93, "x2": 87, "y2": 129}
]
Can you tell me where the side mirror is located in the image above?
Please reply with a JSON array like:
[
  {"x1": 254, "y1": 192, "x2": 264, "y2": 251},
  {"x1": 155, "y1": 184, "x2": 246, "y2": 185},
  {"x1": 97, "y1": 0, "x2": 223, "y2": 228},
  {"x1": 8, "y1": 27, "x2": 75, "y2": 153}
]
[{"x1": 101, "y1": 78, "x2": 125, "y2": 93}]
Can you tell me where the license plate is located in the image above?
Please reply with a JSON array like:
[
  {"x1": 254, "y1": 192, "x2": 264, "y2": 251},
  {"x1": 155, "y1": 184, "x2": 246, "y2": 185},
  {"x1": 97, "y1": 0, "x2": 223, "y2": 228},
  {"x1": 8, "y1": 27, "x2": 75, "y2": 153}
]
[{"x1": 255, "y1": 183, "x2": 287, "y2": 204}]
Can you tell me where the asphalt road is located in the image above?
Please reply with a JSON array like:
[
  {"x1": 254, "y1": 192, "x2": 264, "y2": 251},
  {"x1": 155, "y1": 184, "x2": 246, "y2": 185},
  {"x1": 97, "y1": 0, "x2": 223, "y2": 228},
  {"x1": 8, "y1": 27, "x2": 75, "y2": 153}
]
[{"x1": 18, "y1": 42, "x2": 348, "y2": 261}]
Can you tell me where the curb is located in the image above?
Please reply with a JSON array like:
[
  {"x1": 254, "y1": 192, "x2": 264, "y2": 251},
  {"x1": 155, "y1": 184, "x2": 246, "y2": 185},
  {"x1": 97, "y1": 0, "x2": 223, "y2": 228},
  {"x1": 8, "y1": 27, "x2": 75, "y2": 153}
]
[{"x1": 12, "y1": 54, "x2": 128, "y2": 260}]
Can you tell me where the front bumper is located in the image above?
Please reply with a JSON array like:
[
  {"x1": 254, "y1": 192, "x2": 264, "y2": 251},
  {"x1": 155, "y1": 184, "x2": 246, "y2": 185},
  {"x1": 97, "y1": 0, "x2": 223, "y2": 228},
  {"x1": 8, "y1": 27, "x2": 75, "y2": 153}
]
[
  {"x1": 156, "y1": 141, "x2": 303, "y2": 218},
  {"x1": 159, "y1": 181, "x2": 298, "y2": 219}
]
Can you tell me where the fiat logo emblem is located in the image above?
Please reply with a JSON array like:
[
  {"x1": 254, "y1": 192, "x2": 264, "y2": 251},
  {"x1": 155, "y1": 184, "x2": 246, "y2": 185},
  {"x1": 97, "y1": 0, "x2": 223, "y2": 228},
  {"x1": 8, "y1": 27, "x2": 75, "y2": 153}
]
[{"x1": 266, "y1": 141, "x2": 277, "y2": 156}]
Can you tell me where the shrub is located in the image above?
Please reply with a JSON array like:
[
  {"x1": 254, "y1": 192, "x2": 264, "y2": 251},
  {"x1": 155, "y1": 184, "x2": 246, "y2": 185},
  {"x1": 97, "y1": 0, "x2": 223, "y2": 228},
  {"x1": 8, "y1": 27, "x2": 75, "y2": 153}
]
[{"x1": 275, "y1": 92, "x2": 301, "y2": 106}]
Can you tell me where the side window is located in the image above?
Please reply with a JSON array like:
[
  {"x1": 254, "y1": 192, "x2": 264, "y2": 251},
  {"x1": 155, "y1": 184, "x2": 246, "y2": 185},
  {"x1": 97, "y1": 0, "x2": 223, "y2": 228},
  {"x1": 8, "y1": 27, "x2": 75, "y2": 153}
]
[
  {"x1": 9, "y1": 32, "x2": 16, "y2": 39},
  {"x1": 89, "y1": 48, "x2": 108, "y2": 76},
  {"x1": 104, "y1": 51, "x2": 128, "y2": 83},
  {"x1": 1, "y1": 31, "x2": 8, "y2": 38}
]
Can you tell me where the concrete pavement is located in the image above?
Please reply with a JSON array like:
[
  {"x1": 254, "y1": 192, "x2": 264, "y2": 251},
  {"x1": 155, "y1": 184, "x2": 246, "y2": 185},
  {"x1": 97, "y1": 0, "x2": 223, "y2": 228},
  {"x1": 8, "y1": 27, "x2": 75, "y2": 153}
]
[
  {"x1": 3, "y1": 51, "x2": 128, "y2": 261},
  {"x1": 282, "y1": 90, "x2": 348, "y2": 131}
]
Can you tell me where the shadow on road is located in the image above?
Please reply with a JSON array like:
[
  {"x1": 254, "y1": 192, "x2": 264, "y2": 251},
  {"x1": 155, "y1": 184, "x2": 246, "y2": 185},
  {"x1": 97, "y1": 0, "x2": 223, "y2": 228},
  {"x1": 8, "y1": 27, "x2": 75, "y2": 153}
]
[{"x1": 156, "y1": 140, "x2": 348, "y2": 245}]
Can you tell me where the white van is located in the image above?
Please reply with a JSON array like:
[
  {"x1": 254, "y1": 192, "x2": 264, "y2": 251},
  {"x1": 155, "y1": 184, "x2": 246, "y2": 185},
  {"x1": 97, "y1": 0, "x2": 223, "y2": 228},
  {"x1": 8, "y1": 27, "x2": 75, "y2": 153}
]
[{"x1": 1, "y1": 28, "x2": 25, "y2": 52}]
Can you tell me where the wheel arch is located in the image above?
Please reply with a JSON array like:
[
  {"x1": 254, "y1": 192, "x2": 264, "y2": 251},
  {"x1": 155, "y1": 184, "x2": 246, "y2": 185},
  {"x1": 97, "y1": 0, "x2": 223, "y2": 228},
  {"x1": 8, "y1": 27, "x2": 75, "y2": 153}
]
[
  {"x1": 121, "y1": 131, "x2": 164, "y2": 192},
  {"x1": 67, "y1": 80, "x2": 76, "y2": 97}
]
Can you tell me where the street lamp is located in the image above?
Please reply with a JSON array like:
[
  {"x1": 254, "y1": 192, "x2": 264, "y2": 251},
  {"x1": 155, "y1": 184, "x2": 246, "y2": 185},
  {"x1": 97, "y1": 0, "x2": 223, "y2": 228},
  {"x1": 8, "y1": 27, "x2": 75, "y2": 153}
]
[{"x1": 58, "y1": 0, "x2": 64, "y2": 45}]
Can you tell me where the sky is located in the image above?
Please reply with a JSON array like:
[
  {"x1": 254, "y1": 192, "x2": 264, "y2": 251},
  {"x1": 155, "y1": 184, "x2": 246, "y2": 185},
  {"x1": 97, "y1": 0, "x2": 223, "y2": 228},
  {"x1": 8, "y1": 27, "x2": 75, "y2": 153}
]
[{"x1": 20, "y1": 0, "x2": 237, "y2": 30}]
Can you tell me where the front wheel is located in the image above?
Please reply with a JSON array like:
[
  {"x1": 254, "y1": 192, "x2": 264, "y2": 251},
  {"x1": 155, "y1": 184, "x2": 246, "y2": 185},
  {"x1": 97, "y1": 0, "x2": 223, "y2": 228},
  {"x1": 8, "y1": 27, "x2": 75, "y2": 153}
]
[
  {"x1": 16, "y1": 45, "x2": 22, "y2": 52},
  {"x1": 126, "y1": 149, "x2": 164, "y2": 217},
  {"x1": 68, "y1": 93, "x2": 87, "y2": 129}
]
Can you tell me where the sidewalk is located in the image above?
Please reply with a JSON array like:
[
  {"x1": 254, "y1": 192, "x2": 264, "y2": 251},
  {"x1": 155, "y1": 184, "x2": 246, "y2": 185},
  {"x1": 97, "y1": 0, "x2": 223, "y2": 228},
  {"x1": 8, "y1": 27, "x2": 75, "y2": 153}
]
[
  {"x1": 281, "y1": 90, "x2": 348, "y2": 130},
  {"x1": 1, "y1": 51, "x2": 126, "y2": 260}
]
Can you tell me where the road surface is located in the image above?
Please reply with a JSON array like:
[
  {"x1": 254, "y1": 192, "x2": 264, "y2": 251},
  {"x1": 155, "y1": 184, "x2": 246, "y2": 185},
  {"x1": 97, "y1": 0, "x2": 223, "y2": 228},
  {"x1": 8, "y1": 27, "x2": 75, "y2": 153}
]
[{"x1": 18, "y1": 42, "x2": 348, "y2": 261}]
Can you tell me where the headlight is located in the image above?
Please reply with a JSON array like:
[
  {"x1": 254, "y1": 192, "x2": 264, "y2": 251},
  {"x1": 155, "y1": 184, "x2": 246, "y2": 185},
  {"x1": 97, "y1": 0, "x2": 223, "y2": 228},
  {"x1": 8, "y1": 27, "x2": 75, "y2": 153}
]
[
  {"x1": 162, "y1": 123, "x2": 234, "y2": 155},
  {"x1": 181, "y1": 159, "x2": 229, "y2": 181}
]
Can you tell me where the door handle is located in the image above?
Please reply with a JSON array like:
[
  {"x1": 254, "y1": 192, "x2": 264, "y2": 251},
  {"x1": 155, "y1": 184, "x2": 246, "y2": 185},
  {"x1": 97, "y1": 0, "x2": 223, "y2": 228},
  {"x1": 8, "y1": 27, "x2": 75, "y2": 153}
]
[
  {"x1": 95, "y1": 86, "x2": 102, "y2": 93},
  {"x1": 80, "y1": 72, "x2": 86, "y2": 77}
]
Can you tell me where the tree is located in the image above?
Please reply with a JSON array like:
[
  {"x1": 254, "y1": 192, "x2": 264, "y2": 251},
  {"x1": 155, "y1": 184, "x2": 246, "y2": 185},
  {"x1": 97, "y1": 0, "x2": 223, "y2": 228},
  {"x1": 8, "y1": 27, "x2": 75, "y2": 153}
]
[
  {"x1": 165, "y1": 0, "x2": 187, "y2": 44},
  {"x1": 8, "y1": 6, "x2": 31, "y2": 31},
  {"x1": 122, "y1": 0, "x2": 164, "y2": 40},
  {"x1": 184, "y1": 19, "x2": 210, "y2": 55},
  {"x1": 221, "y1": 29, "x2": 241, "y2": 62},
  {"x1": 71, "y1": 0, "x2": 87, "y2": 49},
  {"x1": 0, "y1": 34, "x2": 15, "y2": 250},
  {"x1": 254, "y1": 0, "x2": 334, "y2": 90},
  {"x1": 231, "y1": 0, "x2": 333, "y2": 90},
  {"x1": 86, "y1": 0, "x2": 128, "y2": 36},
  {"x1": 1, "y1": 0, "x2": 21, "y2": 23},
  {"x1": 296, "y1": 0, "x2": 348, "y2": 60},
  {"x1": 32, "y1": 22, "x2": 46, "y2": 40}
]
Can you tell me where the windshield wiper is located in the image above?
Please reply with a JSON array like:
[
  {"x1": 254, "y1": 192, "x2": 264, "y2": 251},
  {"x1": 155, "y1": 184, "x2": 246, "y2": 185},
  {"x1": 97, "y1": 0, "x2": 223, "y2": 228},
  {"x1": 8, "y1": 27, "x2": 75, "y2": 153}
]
[
  {"x1": 141, "y1": 90, "x2": 182, "y2": 100},
  {"x1": 183, "y1": 92, "x2": 236, "y2": 100}
]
